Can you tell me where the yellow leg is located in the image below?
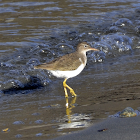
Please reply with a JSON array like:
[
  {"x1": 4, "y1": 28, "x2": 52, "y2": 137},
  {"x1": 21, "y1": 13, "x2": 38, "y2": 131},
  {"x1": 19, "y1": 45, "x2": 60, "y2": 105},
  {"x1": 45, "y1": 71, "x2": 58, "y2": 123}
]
[
  {"x1": 63, "y1": 79, "x2": 68, "y2": 98},
  {"x1": 63, "y1": 78, "x2": 77, "y2": 97}
]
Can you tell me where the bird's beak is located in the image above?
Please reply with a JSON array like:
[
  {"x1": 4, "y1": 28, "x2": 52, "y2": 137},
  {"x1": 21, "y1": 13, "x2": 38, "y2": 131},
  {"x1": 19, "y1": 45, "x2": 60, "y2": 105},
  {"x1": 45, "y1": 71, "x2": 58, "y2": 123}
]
[{"x1": 90, "y1": 48, "x2": 99, "y2": 51}]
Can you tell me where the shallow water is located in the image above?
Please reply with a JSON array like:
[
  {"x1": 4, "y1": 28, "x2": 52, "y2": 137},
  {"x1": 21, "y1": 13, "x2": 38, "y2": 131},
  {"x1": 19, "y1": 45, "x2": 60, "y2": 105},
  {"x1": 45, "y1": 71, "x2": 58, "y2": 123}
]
[{"x1": 0, "y1": 0, "x2": 140, "y2": 139}]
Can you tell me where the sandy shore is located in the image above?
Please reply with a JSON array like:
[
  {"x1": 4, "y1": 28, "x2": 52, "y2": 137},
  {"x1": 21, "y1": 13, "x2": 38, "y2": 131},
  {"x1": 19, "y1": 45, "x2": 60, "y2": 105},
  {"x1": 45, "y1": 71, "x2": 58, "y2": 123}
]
[{"x1": 51, "y1": 116, "x2": 140, "y2": 140}]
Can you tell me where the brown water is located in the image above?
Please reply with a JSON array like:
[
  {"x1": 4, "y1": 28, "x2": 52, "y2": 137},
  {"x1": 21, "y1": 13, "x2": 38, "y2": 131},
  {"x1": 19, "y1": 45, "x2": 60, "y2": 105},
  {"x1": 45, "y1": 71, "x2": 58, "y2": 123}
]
[{"x1": 0, "y1": 0, "x2": 140, "y2": 139}]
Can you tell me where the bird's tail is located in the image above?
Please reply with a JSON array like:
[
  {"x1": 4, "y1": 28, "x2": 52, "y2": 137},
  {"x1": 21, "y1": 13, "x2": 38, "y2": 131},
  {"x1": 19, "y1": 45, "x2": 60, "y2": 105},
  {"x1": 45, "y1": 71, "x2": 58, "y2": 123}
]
[{"x1": 34, "y1": 63, "x2": 52, "y2": 70}]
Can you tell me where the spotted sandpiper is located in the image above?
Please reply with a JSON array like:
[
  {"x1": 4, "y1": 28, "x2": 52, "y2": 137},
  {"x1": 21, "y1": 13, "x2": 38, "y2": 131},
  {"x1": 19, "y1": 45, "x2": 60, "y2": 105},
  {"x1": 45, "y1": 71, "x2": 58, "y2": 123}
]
[{"x1": 34, "y1": 42, "x2": 99, "y2": 97}]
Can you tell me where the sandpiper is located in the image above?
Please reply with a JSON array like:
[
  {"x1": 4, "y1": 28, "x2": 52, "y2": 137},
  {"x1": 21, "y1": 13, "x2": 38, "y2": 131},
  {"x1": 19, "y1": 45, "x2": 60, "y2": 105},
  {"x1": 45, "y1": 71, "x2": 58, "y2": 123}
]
[{"x1": 34, "y1": 42, "x2": 99, "y2": 97}]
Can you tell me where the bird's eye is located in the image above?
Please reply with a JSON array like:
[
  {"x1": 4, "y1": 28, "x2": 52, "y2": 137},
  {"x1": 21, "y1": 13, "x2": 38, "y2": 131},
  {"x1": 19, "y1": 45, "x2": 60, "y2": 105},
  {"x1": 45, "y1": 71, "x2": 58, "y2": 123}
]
[{"x1": 84, "y1": 45, "x2": 88, "y2": 48}]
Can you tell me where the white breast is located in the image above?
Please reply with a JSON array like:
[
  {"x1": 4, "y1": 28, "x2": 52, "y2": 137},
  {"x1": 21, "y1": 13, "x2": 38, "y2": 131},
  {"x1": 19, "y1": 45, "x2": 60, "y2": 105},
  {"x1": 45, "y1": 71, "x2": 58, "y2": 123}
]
[{"x1": 49, "y1": 63, "x2": 85, "y2": 79}]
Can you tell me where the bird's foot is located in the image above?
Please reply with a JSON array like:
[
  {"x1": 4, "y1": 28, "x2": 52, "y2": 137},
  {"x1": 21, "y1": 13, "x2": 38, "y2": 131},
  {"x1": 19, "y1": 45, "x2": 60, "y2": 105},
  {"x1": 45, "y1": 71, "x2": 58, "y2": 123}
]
[
  {"x1": 70, "y1": 89, "x2": 77, "y2": 97},
  {"x1": 65, "y1": 94, "x2": 68, "y2": 98}
]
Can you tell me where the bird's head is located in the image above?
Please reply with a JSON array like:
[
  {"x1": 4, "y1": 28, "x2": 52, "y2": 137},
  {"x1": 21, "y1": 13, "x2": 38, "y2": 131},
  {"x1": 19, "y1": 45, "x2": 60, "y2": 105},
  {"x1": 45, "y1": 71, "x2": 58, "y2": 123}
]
[{"x1": 77, "y1": 42, "x2": 99, "y2": 53}]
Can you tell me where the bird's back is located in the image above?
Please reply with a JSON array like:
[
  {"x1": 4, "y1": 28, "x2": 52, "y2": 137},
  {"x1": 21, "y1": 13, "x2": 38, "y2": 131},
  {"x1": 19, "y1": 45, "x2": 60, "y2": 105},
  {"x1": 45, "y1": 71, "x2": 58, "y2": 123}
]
[{"x1": 34, "y1": 52, "x2": 85, "y2": 71}]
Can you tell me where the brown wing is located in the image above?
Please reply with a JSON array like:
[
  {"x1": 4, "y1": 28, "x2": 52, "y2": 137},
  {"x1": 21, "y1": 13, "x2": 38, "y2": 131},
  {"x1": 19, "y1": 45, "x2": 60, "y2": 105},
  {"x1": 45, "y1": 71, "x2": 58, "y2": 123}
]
[
  {"x1": 53, "y1": 52, "x2": 82, "y2": 71},
  {"x1": 34, "y1": 52, "x2": 82, "y2": 71}
]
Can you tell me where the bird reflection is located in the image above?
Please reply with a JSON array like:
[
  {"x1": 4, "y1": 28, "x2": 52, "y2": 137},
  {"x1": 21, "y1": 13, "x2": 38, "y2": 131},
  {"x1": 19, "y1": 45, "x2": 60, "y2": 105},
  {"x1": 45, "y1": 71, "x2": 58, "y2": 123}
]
[
  {"x1": 58, "y1": 97, "x2": 91, "y2": 130},
  {"x1": 65, "y1": 97, "x2": 77, "y2": 123}
]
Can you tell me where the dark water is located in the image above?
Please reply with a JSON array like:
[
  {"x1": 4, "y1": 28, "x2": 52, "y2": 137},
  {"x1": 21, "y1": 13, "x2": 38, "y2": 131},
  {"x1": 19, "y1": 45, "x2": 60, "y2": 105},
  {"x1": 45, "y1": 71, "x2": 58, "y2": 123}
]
[{"x1": 0, "y1": 0, "x2": 140, "y2": 139}]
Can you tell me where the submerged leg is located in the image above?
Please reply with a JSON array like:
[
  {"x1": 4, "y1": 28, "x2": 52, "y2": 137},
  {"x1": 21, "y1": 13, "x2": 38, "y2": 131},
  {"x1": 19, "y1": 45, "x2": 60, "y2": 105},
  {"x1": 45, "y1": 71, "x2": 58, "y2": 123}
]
[{"x1": 63, "y1": 78, "x2": 77, "y2": 97}]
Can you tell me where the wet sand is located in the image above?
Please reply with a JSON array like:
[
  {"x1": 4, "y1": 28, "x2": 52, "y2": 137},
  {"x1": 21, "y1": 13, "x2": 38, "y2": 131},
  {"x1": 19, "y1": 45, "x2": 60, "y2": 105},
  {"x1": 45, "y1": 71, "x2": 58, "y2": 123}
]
[{"x1": 51, "y1": 116, "x2": 140, "y2": 140}]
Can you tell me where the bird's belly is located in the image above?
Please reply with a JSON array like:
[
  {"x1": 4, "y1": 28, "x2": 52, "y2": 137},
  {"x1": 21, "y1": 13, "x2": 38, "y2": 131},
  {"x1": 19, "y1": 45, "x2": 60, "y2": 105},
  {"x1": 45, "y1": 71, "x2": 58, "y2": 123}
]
[{"x1": 49, "y1": 64, "x2": 85, "y2": 79}]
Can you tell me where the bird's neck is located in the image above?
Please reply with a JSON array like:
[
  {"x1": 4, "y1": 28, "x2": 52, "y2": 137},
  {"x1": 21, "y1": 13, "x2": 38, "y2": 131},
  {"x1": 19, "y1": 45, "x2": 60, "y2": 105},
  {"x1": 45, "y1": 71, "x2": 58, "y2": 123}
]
[{"x1": 78, "y1": 51, "x2": 87, "y2": 66}]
